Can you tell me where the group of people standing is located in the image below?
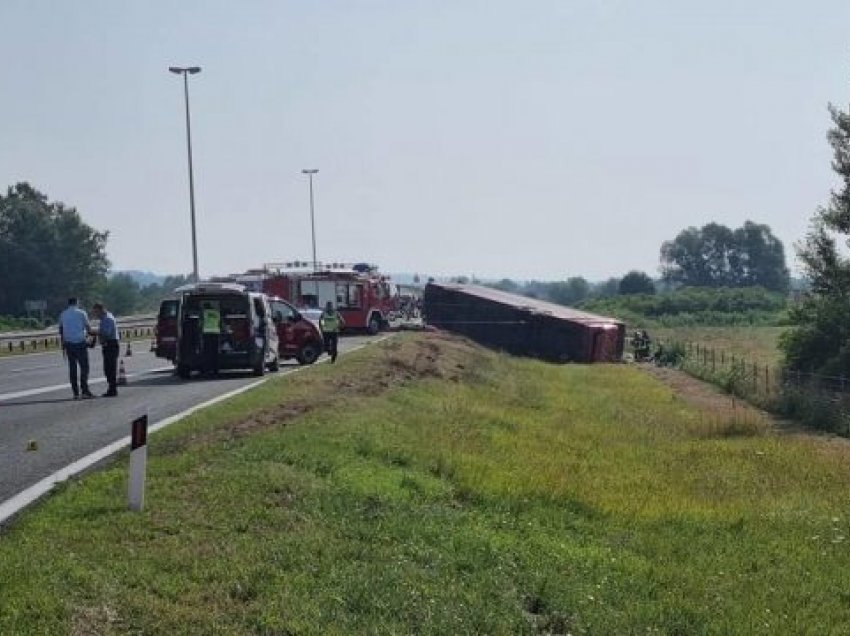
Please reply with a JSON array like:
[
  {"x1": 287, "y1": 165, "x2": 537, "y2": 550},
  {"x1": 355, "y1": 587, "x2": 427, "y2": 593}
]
[{"x1": 58, "y1": 297, "x2": 121, "y2": 399}]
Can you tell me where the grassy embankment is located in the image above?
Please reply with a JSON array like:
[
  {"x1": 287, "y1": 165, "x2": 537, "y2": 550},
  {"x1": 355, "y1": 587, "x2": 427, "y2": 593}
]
[{"x1": 2, "y1": 332, "x2": 850, "y2": 634}]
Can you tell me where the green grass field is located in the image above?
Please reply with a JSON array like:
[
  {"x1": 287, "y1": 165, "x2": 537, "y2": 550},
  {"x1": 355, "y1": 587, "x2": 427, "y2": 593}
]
[
  {"x1": 654, "y1": 326, "x2": 786, "y2": 367},
  {"x1": 2, "y1": 332, "x2": 849, "y2": 634}
]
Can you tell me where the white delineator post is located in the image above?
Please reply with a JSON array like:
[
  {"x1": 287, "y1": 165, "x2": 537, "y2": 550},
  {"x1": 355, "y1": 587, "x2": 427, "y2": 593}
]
[{"x1": 128, "y1": 414, "x2": 148, "y2": 512}]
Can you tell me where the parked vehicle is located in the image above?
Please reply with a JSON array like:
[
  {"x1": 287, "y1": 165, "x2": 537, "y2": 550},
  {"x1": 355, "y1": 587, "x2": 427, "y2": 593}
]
[
  {"x1": 259, "y1": 264, "x2": 395, "y2": 334},
  {"x1": 173, "y1": 283, "x2": 279, "y2": 378},
  {"x1": 152, "y1": 297, "x2": 179, "y2": 362},
  {"x1": 267, "y1": 296, "x2": 324, "y2": 365}
]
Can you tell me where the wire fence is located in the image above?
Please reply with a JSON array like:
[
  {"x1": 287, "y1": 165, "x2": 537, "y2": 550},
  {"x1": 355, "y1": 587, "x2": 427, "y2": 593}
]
[{"x1": 656, "y1": 339, "x2": 850, "y2": 436}]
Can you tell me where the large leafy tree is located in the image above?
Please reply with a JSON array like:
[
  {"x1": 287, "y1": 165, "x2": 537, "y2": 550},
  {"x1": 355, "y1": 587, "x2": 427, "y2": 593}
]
[
  {"x1": 0, "y1": 183, "x2": 109, "y2": 317},
  {"x1": 660, "y1": 221, "x2": 789, "y2": 292},
  {"x1": 95, "y1": 273, "x2": 141, "y2": 316},
  {"x1": 548, "y1": 277, "x2": 590, "y2": 306},
  {"x1": 782, "y1": 100, "x2": 850, "y2": 374},
  {"x1": 618, "y1": 270, "x2": 655, "y2": 295}
]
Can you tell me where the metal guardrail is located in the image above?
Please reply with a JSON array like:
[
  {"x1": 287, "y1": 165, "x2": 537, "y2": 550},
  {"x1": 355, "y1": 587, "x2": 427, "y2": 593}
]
[{"x1": 0, "y1": 315, "x2": 156, "y2": 354}]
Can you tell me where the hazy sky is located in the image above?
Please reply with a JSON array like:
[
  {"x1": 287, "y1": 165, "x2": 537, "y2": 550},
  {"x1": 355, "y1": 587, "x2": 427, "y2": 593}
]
[{"x1": 1, "y1": 1, "x2": 848, "y2": 281}]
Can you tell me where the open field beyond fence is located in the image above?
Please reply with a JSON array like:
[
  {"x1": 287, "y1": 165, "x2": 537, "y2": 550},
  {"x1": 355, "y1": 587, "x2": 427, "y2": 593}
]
[
  {"x1": 653, "y1": 326, "x2": 785, "y2": 367},
  {"x1": 3, "y1": 333, "x2": 850, "y2": 634}
]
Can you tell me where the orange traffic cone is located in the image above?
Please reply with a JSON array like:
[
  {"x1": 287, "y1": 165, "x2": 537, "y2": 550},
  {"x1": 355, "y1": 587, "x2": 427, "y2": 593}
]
[
  {"x1": 118, "y1": 359, "x2": 128, "y2": 386},
  {"x1": 125, "y1": 340, "x2": 133, "y2": 357}
]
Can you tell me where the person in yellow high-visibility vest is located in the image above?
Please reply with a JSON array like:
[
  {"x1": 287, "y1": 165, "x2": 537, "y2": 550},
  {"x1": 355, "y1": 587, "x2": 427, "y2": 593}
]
[
  {"x1": 319, "y1": 301, "x2": 345, "y2": 363},
  {"x1": 201, "y1": 301, "x2": 221, "y2": 374}
]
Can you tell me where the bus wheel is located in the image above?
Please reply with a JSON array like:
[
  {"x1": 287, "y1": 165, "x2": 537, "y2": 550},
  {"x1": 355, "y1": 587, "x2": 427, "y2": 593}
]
[{"x1": 177, "y1": 364, "x2": 191, "y2": 379}]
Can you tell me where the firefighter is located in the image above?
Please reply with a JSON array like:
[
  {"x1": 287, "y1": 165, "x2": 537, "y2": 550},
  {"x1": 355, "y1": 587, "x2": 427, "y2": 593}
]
[
  {"x1": 319, "y1": 301, "x2": 345, "y2": 363},
  {"x1": 641, "y1": 330, "x2": 652, "y2": 361},
  {"x1": 632, "y1": 330, "x2": 644, "y2": 361}
]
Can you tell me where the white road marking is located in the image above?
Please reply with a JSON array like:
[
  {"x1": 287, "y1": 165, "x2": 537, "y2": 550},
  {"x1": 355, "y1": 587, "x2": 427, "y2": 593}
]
[
  {"x1": 0, "y1": 366, "x2": 174, "y2": 403},
  {"x1": 0, "y1": 335, "x2": 392, "y2": 526},
  {"x1": 8, "y1": 363, "x2": 63, "y2": 373}
]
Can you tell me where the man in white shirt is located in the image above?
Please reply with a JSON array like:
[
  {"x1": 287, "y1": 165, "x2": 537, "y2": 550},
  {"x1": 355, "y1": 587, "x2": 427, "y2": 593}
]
[{"x1": 59, "y1": 297, "x2": 94, "y2": 399}]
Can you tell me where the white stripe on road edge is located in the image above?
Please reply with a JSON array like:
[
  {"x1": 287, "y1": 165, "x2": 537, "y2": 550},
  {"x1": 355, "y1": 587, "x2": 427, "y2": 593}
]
[
  {"x1": 8, "y1": 363, "x2": 63, "y2": 373},
  {"x1": 0, "y1": 366, "x2": 175, "y2": 403},
  {"x1": 0, "y1": 335, "x2": 393, "y2": 526}
]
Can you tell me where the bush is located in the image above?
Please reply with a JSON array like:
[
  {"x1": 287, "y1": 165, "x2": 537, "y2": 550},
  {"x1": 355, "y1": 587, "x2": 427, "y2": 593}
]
[
  {"x1": 0, "y1": 315, "x2": 43, "y2": 332},
  {"x1": 581, "y1": 287, "x2": 787, "y2": 327},
  {"x1": 774, "y1": 387, "x2": 850, "y2": 435},
  {"x1": 654, "y1": 341, "x2": 686, "y2": 367}
]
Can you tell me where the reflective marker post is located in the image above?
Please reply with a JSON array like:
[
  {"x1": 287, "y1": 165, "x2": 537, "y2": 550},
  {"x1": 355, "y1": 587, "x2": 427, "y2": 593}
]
[{"x1": 128, "y1": 414, "x2": 148, "y2": 512}]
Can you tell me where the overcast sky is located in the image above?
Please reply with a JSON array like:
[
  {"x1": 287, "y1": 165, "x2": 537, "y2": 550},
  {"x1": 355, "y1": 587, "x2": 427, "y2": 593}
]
[{"x1": 1, "y1": 1, "x2": 848, "y2": 281}]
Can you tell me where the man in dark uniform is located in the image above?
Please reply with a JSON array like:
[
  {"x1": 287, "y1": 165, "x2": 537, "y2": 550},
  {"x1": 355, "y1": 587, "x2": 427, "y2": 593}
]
[{"x1": 92, "y1": 302, "x2": 120, "y2": 397}]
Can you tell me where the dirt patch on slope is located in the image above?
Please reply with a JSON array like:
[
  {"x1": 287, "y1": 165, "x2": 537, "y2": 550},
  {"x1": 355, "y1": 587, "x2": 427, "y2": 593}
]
[
  {"x1": 161, "y1": 332, "x2": 483, "y2": 452},
  {"x1": 641, "y1": 364, "x2": 768, "y2": 422}
]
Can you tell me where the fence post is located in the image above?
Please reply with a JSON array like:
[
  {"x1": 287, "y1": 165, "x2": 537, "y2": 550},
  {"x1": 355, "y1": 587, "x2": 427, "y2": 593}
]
[
  {"x1": 753, "y1": 362, "x2": 758, "y2": 391},
  {"x1": 721, "y1": 350, "x2": 725, "y2": 366},
  {"x1": 712, "y1": 349, "x2": 716, "y2": 373},
  {"x1": 765, "y1": 366, "x2": 770, "y2": 395}
]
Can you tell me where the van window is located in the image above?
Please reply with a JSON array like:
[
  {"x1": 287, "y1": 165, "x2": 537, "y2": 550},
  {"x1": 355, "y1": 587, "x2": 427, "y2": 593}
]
[
  {"x1": 270, "y1": 300, "x2": 295, "y2": 322},
  {"x1": 159, "y1": 300, "x2": 179, "y2": 319}
]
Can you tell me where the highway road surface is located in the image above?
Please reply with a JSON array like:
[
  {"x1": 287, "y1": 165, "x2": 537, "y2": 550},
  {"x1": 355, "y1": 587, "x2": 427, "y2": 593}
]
[{"x1": 0, "y1": 335, "x2": 375, "y2": 507}]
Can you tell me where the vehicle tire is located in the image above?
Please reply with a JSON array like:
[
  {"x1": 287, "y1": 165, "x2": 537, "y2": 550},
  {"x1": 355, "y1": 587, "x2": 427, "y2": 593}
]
[
  {"x1": 296, "y1": 341, "x2": 321, "y2": 365},
  {"x1": 268, "y1": 355, "x2": 280, "y2": 372},
  {"x1": 253, "y1": 360, "x2": 266, "y2": 377},
  {"x1": 177, "y1": 363, "x2": 191, "y2": 379},
  {"x1": 367, "y1": 315, "x2": 381, "y2": 335}
]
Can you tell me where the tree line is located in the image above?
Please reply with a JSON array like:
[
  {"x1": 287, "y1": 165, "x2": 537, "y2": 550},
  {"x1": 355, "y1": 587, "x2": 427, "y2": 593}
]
[
  {"x1": 0, "y1": 183, "x2": 187, "y2": 325},
  {"x1": 474, "y1": 220, "x2": 790, "y2": 310}
]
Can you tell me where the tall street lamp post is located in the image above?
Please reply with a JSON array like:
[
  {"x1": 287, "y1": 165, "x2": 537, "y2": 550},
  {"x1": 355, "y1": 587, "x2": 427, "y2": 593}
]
[
  {"x1": 302, "y1": 169, "x2": 319, "y2": 272},
  {"x1": 169, "y1": 65, "x2": 202, "y2": 282}
]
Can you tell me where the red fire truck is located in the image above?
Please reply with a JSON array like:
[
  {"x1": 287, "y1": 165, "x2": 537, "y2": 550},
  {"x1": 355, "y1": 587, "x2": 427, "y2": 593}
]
[{"x1": 237, "y1": 263, "x2": 396, "y2": 335}]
